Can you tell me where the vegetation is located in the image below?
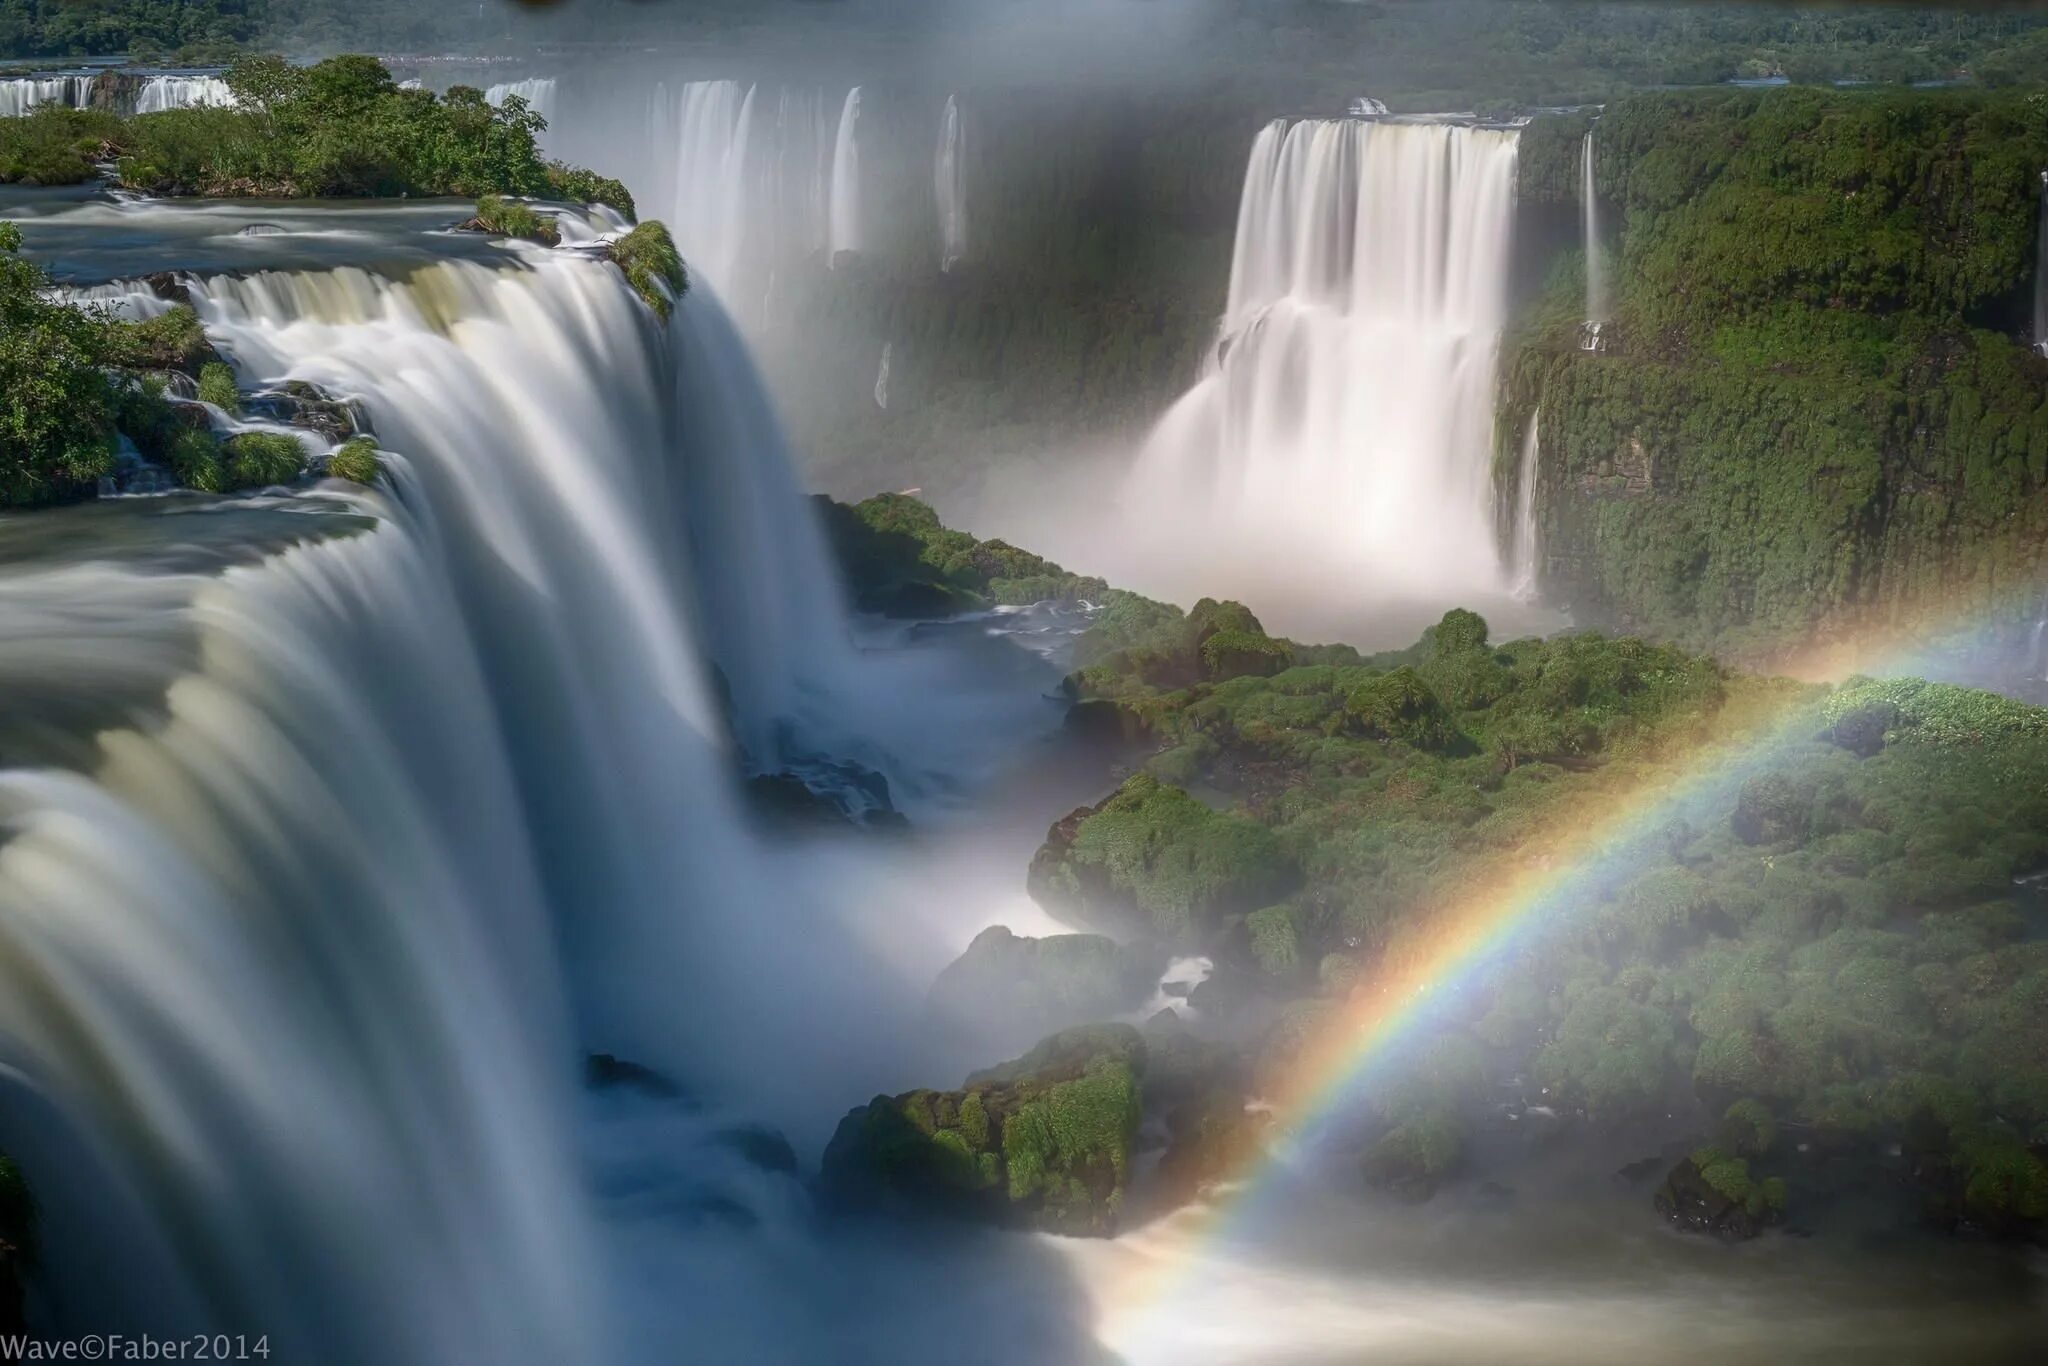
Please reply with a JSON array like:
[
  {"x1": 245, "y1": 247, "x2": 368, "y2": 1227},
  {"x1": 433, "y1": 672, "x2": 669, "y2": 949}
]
[
  {"x1": 2, "y1": 55, "x2": 632, "y2": 216},
  {"x1": 605, "y1": 220, "x2": 685, "y2": 320},
  {"x1": 817, "y1": 492, "x2": 1108, "y2": 616},
  {"x1": 324, "y1": 435, "x2": 382, "y2": 485},
  {"x1": 0, "y1": 222, "x2": 123, "y2": 504},
  {"x1": 820, "y1": 1024, "x2": 1145, "y2": 1236},
  {"x1": 1505, "y1": 87, "x2": 2048, "y2": 664},
  {"x1": 466, "y1": 193, "x2": 558, "y2": 246},
  {"x1": 919, "y1": 519, "x2": 2048, "y2": 1235}
]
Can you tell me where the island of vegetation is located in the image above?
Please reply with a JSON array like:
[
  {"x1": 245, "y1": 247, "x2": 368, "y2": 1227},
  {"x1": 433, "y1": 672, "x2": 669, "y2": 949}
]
[
  {"x1": 823, "y1": 493, "x2": 2048, "y2": 1243},
  {"x1": 0, "y1": 55, "x2": 688, "y2": 509}
]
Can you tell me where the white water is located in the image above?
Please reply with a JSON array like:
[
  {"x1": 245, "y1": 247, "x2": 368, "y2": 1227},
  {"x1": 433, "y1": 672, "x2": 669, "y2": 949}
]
[
  {"x1": 0, "y1": 75, "x2": 94, "y2": 117},
  {"x1": 1118, "y1": 118, "x2": 1521, "y2": 607},
  {"x1": 134, "y1": 76, "x2": 235, "y2": 114},
  {"x1": 936, "y1": 94, "x2": 967, "y2": 271},
  {"x1": 1582, "y1": 130, "x2": 1607, "y2": 332},
  {"x1": 875, "y1": 342, "x2": 893, "y2": 409},
  {"x1": 1508, "y1": 408, "x2": 1541, "y2": 599},
  {"x1": 0, "y1": 254, "x2": 896, "y2": 1357},
  {"x1": 830, "y1": 87, "x2": 865, "y2": 263},
  {"x1": 485, "y1": 77, "x2": 558, "y2": 125}
]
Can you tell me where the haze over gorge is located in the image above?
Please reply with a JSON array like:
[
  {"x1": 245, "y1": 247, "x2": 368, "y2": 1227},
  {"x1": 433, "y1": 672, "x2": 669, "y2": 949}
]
[{"x1": 1, "y1": 2, "x2": 2046, "y2": 1363}]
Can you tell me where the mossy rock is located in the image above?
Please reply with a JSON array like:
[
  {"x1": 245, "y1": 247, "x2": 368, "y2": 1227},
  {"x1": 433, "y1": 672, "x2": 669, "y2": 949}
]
[
  {"x1": 1653, "y1": 1148, "x2": 1785, "y2": 1239},
  {"x1": 1026, "y1": 774, "x2": 1297, "y2": 947},
  {"x1": 821, "y1": 1024, "x2": 1144, "y2": 1237}
]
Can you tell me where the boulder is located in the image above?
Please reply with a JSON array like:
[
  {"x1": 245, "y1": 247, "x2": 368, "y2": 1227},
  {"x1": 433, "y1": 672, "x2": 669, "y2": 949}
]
[
  {"x1": 820, "y1": 1024, "x2": 1144, "y2": 1236},
  {"x1": 928, "y1": 925, "x2": 1157, "y2": 1046},
  {"x1": 1025, "y1": 774, "x2": 1295, "y2": 947},
  {"x1": 1653, "y1": 1147, "x2": 1785, "y2": 1239}
]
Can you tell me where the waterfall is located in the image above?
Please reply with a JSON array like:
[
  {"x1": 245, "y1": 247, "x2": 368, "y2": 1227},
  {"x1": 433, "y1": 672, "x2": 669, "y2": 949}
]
[
  {"x1": 1508, "y1": 409, "x2": 1541, "y2": 599},
  {"x1": 0, "y1": 254, "x2": 889, "y2": 1357},
  {"x1": 1122, "y1": 118, "x2": 1521, "y2": 601},
  {"x1": 134, "y1": 76, "x2": 235, "y2": 114},
  {"x1": 485, "y1": 77, "x2": 557, "y2": 125},
  {"x1": 1581, "y1": 130, "x2": 1607, "y2": 351},
  {"x1": 2034, "y1": 171, "x2": 2048, "y2": 359},
  {"x1": 1, "y1": 77, "x2": 78, "y2": 117},
  {"x1": 936, "y1": 94, "x2": 967, "y2": 272},
  {"x1": 649, "y1": 79, "x2": 760, "y2": 294},
  {"x1": 875, "y1": 342, "x2": 893, "y2": 409},
  {"x1": 829, "y1": 87, "x2": 864, "y2": 263}
]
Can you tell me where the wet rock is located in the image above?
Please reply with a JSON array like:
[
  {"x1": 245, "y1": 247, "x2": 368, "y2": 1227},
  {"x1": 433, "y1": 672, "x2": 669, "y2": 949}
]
[
  {"x1": 715, "y1": 1125, "x2": 799, "y2": 1176},
  {"x1": 1827, "y1": 700, "x2": 1899, "y2": 758},
  {"x1": 585, "y1": 1052, "x2": 692, "y2": 1103},
  {"x1": 928, "y1": 925, "x2": 1157, "y2": 1046},
  {"x1": 743, "y1": 760, "x2": 906, "y2": 830},
  {"x1": 249, "y1": 381, "x2": 361, "y2": 443},
  {"x1": 1653, "y1": 1148, "x2": 1785, "y2": 1240},
  {"x1": 820, "y1": 1025, "x2": 1143, "y2": 1237}
]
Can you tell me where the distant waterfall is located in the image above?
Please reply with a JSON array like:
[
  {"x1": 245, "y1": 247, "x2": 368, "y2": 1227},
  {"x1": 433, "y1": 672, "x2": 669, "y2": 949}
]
[
  {"x1": 1581, "y1": 130, "x2": 1608, "y2": 350},
  {"x1": 650, "y1": 79, "x2": 761, "y2": 293},
  {"x1": 2034, "y1": 171, "x2": 2048, "y2": 358},
  {"x1": 0, "y1": 255, "x2": 879, "y2": 1357},
  {"x1": 134, "y1": 76, "x2": 235, "y2": 114},
  {"x1": 1124, "y1": 117, "x2": 1521, "y2": 601},
  {"x1": 0, "y1": 75, "x2": 93, "y2": 116},
  {"x1": 936, "y1": 94, "x2": 967, "y2": 271},
  {"x1": 829, "y1": 87, "x2": 864, "y2": 263},
  {"x1": 1509, "y1": 409, "x2": 1541, "y2": 598},
  {"x1": 875, "y1": 342, "x2": 893, "y2": 409},
  {"x1": 485, "y1": 77, "x2": 557, "y2": 124},
  {"x1": 619, "y1": 79, "x2": 844, "y2": 310}
]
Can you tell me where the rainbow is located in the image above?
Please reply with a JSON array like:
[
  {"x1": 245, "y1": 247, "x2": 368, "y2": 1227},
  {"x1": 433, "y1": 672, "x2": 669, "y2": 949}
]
[{"x1": 1092, "y1": 594, "x2": 2048, "y2": 1335}]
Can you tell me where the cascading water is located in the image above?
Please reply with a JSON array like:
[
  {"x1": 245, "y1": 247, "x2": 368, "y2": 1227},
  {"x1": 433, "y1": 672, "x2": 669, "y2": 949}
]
[
  {"x1": 936, "y1": 94, "x2": 967, "y2": 272},
  {"x1": 615, "y1": 79, "x2": 846, "y2": 313},
  {"x1": 875, "y1": 342, "x2": 893, "y2": 409},
  {"x1": 0, "y1": 252, "x2": 907, "y2": 1359},
  {"x1": 1119, "y1": 117, "x2": 1521, "y2": 608},
  {"x1": 1508, "y1": 409, "x2": 1541, "y2": 599},
  {"x1": 133, "y1": 76, "x2": 235, "y2": 114},
  {"x1": 485, "y1": 77, "x2": 558, "y2": 125},
  {"x1": 0, "y1": 76, "x2": 91, "y2": 117},
  {"x1": 830, "y1": 87, "x2": 864, "y2": 263},
  {"x1": 647, "y1": 79, "x2": 760, "y2": 293},
  {"x1": 1580, "y1": 129, "x2": 1607, "y2": 350}
]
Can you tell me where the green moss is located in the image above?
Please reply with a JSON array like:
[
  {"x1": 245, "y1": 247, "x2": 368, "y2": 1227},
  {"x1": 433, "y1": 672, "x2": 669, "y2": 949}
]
[
  {"x1": 1033, "y1": 773, "x2": 1297, "y2": 945},
  {"x1": 1345, "y1": 667, "x2": 1462, "y2": 752},
  {"x1": 1720, "y1": 1098, "x2": 1778, "y2": 1158},
  {"x1": 821, "y1": 1024, "x2": 1144, "y2": 1236},
  {"x1": 325, "y1": 436, "x2": 383, "y2": 486}
]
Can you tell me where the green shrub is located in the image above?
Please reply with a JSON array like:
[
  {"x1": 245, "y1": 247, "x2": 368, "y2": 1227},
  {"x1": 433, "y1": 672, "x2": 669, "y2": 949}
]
[
  {"x1": 325, "y1": 437, "x2": 383, "y2": 486},
  {"x1": 222, "y1": 432, "x2": 305, "y2": 489},
  {"x1": 1345, "y1": 667, "x2": 1461, "y2": 751},
  {"x1": 196, "y1": 362, "x2": 239, "y2": 412},
  {"x1": 168, "y1": 429, "x2": 227, "y2": 493},
  {"x1": 470, "y1": 194, "x2": 559, "y2": 247},
  {"x1": 543, "y1": 161, "x2": 635, "y2": 217},
  {"x1": 610, "y1": 221, "x2": 687, "y2": 319}
]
